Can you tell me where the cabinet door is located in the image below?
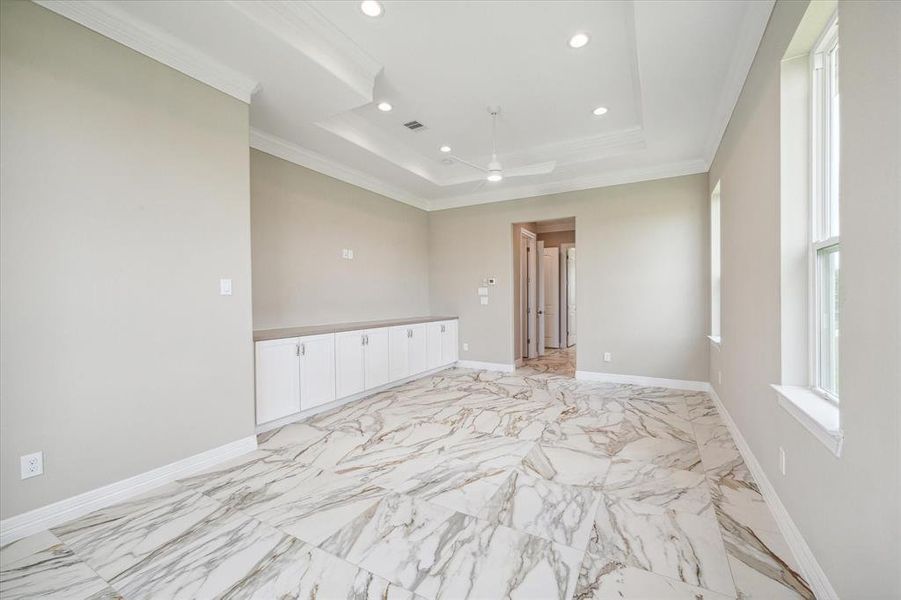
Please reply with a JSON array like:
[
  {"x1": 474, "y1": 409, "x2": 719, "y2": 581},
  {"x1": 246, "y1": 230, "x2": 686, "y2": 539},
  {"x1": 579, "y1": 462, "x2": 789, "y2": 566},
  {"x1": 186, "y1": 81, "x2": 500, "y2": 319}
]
[
  {"x1": 364, "y1": 328, "x2": 391, "y2": 390},
  {"x1": 335, "y1": 330, "x2": 365, "y2": 399},
  {"x1": 408, "y1": 324, "x2": 428, "y2": 375},
  {"x1": 441, "y1": 320, "x2": 459, "y2": 364},
  {"x1": 426, "y1": 321, "x2": 443, "y2": 370},
  {"x1": 389, "y1": 326, "x2": 410, "y2": 382},
  {"x1": 299, "y1": 333, "x2": 336, "y2": 411},
  {"x1": 255, "y1": 338, "x2": 300, "y2": 424}
]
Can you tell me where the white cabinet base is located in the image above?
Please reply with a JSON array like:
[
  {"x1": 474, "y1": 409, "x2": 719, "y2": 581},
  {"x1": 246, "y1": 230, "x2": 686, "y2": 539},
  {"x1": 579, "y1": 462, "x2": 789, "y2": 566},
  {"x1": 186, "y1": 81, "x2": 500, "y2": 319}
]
[{"x1": 255, "y1": 362, "x2": 456, "y2": 434}]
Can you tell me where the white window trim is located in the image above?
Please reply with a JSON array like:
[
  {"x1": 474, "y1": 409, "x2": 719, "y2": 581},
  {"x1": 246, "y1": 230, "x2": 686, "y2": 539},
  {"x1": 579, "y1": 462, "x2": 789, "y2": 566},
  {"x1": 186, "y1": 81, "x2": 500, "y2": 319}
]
[
  {"x1": 807, "y1": 13, "x2": 839, "y2": 405},
  {"x1": 772, "y1": 385, "x2": 843, "y2": 457}
]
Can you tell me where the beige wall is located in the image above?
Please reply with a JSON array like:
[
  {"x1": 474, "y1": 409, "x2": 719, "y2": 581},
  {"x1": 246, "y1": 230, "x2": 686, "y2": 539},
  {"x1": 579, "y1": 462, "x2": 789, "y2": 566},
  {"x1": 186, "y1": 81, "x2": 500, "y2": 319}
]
[
  {"x1": 708, "y1": 0, "x2": 900, "y2": 596},
  {"x1": 429, "y1": 174, "x2": 709, "y2": 379},
  {"x1": 0, "y1": 2, "x2": 255, "y2": 518},
  {"x1": 250, "y1": 150, "x2": 430, "y2": 330},
  {"x1": 537, "y1": 229, "x2": 575, "y2": 248}
]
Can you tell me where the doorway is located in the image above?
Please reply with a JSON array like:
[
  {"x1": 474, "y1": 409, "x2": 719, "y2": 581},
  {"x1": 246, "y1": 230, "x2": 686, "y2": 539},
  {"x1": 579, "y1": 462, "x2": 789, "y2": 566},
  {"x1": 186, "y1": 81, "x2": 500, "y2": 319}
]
[{"x1": 513, "y1": 217, "x2": 575, "y2": 366}]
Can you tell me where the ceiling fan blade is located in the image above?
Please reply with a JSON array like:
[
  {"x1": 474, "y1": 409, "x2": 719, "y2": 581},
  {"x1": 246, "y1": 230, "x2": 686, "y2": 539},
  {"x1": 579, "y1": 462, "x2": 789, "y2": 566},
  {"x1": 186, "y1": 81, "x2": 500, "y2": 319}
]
[
  {"x1": 503, "y1": 161, "x2": 557, "y2": 178},
  {"x1": 449, "y1": 155, "x2": 488, "y2": 172}
]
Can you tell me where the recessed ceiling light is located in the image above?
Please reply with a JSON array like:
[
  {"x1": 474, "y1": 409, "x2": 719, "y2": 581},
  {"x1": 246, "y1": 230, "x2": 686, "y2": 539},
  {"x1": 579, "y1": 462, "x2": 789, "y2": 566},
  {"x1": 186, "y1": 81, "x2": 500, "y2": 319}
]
[
  {"x1": 592, "y1": 106, "x2": 608, "y2": 116},
  {"x1": 377, "y1": 101, "x2": 392, "y2": 112},
  {"x1": 439, "y1": 145, "x2": 452, "y2": 153},
  {"x1": 568, "y1": 33, "x2": 590, "y2": 49},
  {"x1": 360, "y1": 1, "x2": 383, "y2": 18}
]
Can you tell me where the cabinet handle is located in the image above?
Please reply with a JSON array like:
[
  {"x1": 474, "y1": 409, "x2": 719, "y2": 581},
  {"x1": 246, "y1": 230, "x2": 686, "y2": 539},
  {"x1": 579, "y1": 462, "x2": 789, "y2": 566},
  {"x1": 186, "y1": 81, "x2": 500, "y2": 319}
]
[
  {"x1": 300, "y1": 343, "x2": 305, "y2": 356},
  {"x1": 441, "y1": 324, "x2": 445, "y2": 333},
  {"x1": 295, "y1": 344, "x2": 300, "y2": 357},
  {"x1": 361, "y1": 335, "x2": 366, "y2": 346},
  {"x1": 408, "y1": 329, "x2": 412, "y2": 338}
]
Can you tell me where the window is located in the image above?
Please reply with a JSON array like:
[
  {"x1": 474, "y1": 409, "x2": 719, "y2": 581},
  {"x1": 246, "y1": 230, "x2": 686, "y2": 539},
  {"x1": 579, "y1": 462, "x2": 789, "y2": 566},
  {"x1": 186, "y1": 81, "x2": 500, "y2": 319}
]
[
  {"x1": 810, "y1": 15, "x2": 839, "y2": 402},
  {"x1": 710, "y1": 181, "x2": 721, "y2": 343}
]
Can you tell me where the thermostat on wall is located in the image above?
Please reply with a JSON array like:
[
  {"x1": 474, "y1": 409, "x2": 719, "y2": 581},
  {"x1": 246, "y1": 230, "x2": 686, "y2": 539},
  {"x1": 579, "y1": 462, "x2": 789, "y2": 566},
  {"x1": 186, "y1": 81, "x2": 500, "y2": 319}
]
[{"x1": 487, "y1": 277, "x2": 497, "y2": 285}]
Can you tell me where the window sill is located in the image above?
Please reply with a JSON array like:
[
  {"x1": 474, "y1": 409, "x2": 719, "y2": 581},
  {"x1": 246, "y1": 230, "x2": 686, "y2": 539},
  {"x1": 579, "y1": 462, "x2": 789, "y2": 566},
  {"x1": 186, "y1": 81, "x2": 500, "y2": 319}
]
[
  {"x1": 771, "y1": 384, "x2": 843, "y2": 457},
  {"x1": 707, "y1": 335, "x2": 721, "y2": 349}
]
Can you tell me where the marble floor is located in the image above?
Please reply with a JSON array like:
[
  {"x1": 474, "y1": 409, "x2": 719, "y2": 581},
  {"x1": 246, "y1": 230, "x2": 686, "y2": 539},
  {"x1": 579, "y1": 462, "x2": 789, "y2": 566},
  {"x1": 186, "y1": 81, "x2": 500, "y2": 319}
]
[{"x1": 1, "y1": 348, "x2": 814, "y2": 599}]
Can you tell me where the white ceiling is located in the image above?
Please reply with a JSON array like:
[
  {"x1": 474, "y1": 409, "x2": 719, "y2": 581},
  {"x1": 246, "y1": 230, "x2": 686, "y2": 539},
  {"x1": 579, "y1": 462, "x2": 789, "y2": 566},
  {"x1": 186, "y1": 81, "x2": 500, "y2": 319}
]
[{"x1": 36, "y1": 0, "x2": 774, "y2": 211}]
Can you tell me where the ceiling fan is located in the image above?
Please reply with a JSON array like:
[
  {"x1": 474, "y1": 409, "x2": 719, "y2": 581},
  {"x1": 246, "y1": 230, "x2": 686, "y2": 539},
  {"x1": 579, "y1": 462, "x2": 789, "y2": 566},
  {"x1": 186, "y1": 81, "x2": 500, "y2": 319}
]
[{"x1": 449, "y1": 107, "x2": 556, "y2": 183}]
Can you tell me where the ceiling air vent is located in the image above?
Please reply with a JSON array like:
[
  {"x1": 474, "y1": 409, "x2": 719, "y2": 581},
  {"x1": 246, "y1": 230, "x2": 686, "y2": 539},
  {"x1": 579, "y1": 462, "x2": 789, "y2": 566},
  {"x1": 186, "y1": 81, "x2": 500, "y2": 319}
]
[{"x1": 403, "y1": 120, "x2": 426, "y2": 131}]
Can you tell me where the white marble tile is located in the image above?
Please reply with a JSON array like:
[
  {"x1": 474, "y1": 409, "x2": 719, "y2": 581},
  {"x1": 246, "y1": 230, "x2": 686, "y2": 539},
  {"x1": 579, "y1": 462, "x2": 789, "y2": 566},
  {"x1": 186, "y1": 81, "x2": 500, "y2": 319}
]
[
  {"x1": 728, "y1": 554, "x2": 810, "y2": 600},
  {"x1": 52, "y1": 482, "x2": 223, "y2": 582},
  {"x1": 383, "y1": 458, "x2": 509, "y2": 516},
  {"x1": 179, "y1": 452, "x2": 391, "y2": 546},
  {"x1": 602, "y1": 458, "x2": 714, "y2": 517},
  {"x1": 258, "y1": 422, "x2": 371, "y2": 468},
  {"x1": 574, "y1": 562, "x2": 735, "y2": 600},
  {"x1": 0, "y1": 531, "x2": 117, "y2": 600},
  {"x1": 321, "y1": 492, "x2": 583, "y2": 600},
  {"x1": 521, "y1": 443, "x2": 612, "y2": 489},
  {"x1": 587, "y1": 495, "x2": 736, "y2": 596},
  {"x1": 478, "y1": 469, "x2": 599, "y2": 551}
]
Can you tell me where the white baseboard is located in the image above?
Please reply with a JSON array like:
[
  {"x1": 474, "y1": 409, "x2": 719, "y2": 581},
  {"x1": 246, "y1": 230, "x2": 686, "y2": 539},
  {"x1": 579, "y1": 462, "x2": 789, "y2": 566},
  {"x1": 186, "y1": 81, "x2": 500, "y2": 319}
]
[
  {"x1": 0, "y1": 435, "x2": 258, "y2": 546},
  {"x1": 575, "y1": 370, "x2": 710, "y2": 392},
  {"x1": 255, "y1": 363, "x2": 456, "y2": 435},
  {"x1": 456, "y1": 360, "x2": 516, "y2": 373},
  {"x1": 706, "y1": 386, "x2": 839, "y2": 600}
]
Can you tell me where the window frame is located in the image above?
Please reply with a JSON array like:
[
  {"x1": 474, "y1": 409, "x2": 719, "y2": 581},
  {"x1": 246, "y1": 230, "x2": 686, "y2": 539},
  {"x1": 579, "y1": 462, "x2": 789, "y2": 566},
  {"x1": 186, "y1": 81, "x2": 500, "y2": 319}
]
[{"x1": 808, "y1": 13, "x2": 840, "y2": 405}]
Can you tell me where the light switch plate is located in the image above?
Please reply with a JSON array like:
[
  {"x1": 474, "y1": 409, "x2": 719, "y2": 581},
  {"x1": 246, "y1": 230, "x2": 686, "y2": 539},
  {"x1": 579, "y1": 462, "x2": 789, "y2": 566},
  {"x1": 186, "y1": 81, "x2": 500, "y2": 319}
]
[
  {"x1": 463, "y1": 343, "x2": 469, "y2": 351},
  {"x1": 480, "y1": 297, "x2": 489, "y2": 305},
  {"x1": 603, "y1": 352, "x2": 612, "y2": 362},
  {"x1": 219, "y1": 279, "x2": 232, "y2": 296},
  {"x1": 478, "y1": 287, "x2": 489, "y2": 296}
]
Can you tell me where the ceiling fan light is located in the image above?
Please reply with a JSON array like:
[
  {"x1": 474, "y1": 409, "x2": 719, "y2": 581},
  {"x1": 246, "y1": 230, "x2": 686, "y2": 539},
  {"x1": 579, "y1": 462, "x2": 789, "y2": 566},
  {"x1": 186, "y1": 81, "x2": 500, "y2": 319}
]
[
  {"x1": 360, "y1": 1, "x2": 383, "y2": 17},
  {"x1": 487, "y1": 171, "x2": 503, "y2": 183},
  {"x1": 568, "y1": 33, "x2": 590, "y2": 49}
]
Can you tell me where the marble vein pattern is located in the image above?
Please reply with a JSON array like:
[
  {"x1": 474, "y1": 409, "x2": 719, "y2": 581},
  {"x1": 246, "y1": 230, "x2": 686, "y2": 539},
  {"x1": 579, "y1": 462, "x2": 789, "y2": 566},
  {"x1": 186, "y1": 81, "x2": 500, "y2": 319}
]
[{"x1": 4, "y1": 347, "x2": 812, "y2": 599}]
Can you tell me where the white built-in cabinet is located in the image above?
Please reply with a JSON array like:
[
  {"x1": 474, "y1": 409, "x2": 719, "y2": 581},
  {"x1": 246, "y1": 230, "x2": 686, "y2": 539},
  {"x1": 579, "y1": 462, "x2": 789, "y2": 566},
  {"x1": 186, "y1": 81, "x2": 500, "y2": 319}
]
[
  {"x1": 255, "y1": 333, "x2": 335, "y2": 425},
  {"x1": 255, "y1": 318, "x2": 458, "y2": 425}
]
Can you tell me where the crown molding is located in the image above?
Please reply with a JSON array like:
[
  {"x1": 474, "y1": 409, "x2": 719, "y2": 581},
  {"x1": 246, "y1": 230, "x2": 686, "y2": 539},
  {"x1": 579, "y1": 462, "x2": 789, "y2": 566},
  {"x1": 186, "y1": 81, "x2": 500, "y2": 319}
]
[
  {"x1": 702, "y1": 0, "x2": 776, "y2": 168},
  {"x1": 250, "y1": 128, "x2": 430, "y2": 211},
  {"x1": 228, "y1": 1, "x2": 381, "y2": 103},
  {"x1": 33, "y1": 0, "x2": 260, "y2": 103},
  {"x1": 428, "y1": 158, "x2": 708, "y2": 211}
]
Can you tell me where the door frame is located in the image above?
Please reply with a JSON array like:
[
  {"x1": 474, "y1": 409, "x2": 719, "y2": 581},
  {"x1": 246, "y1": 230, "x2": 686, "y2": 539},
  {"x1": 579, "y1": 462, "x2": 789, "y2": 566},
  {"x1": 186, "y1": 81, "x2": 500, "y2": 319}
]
[
  {"x1": 560, "y1": 242, "x2": 576, "y2": 347},
  {"x1": 519, "y1": 228, "x2": 538, "y2": 359},
  {"x1": 537, "y1": 240, "x2": 545, "y2": 356}
]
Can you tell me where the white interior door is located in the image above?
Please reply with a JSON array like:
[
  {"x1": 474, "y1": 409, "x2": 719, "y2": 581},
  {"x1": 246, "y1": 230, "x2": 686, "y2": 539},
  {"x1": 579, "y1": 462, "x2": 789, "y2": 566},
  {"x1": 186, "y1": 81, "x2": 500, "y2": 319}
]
[
  {"x1": 527, "y1": 237, "x2": 538, "y2": 359},
  {"x1": 299, "y1": 333, "x2": 335, "y2": 411},
  {"x1": 543, "y1": 247, "x2": 560, "y2": 348},
  {"x1": 335, "y1": 331, "x2": 365, "y2": 398},
  {"x1": 537, "y1": 240, "x2": 546, "y2": 356},
  {"x1": 363, "y1": 328, "x2": 390, "y2": 390},
  {"x1": 567, "y1": 247, "x2": 577, "y2": 346}
]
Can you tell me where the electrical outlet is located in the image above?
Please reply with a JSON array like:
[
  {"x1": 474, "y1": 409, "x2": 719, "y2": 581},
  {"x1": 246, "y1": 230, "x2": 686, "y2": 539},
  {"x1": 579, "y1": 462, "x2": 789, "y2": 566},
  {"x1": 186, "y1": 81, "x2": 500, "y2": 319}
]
[
  {"x1": 603, "y1": 352, "x2": 612, "y2": 362},
  {"x1": 779, "y1": 447, "x2": 786, "y2": 476},
  {"x1": 20, "y1": 451, "x2": 43, "y2": 480},
  {"x1": 462, "y1": 343, "x2": 469, "y2": 351}
]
